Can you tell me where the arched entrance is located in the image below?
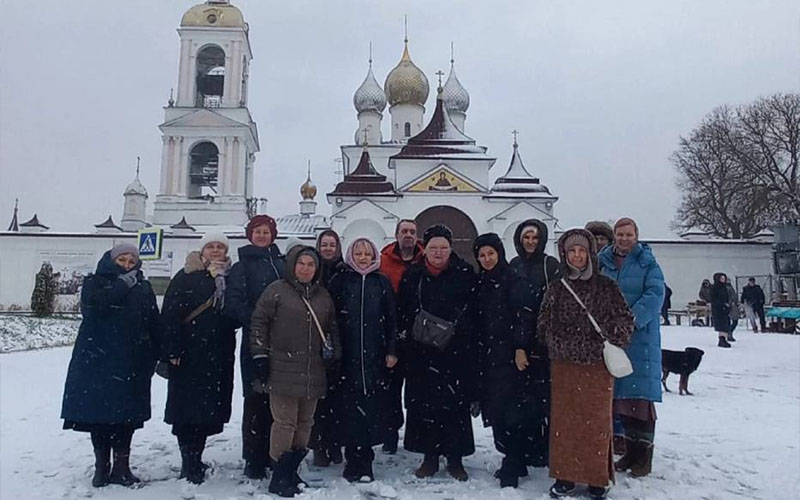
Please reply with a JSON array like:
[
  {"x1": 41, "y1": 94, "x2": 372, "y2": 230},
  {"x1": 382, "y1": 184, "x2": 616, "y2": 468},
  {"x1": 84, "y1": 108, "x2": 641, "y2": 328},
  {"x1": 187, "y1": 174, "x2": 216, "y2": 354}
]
[{"x1": 415, "y1": 206, "x2": 478, "y2": 270}]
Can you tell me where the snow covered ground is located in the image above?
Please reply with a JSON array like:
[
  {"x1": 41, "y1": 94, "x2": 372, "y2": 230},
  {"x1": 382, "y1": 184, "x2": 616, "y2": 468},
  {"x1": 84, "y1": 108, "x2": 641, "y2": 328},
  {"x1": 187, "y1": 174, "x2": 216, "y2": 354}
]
[
  {"x1": 1, "y1": 325, "x2": 798, "y2": 500},
  {"x1": 0, "y1": 314, "x2": 78, "y2": 353}
]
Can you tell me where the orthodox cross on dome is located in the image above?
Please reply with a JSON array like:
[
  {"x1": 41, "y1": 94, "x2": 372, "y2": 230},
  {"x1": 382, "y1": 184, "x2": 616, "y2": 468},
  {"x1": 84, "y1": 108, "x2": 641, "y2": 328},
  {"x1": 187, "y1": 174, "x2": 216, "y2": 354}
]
[
  {"x1": 404, "y1": 14, "x2": 408, "y2": 43},
  {"x1": 435, "y1": 70, "x2": 445, "y2": 90},
  {"x1": 368, "y1": 41, "x2": 373, "y2": 66},
  {"x1": 7, "y1": 198, "x2": 19, "y2": 232},
  {"x1": 512, "y1": 129, "x2": 519, "y2": 146},
  {"x1": 362, "y1": 128, "x2": 370, "y2": 147},
  {"x1": 450, "y1": 41, "x2": 455, "y2": 65},
  {"x1": 136, "y1": 156, "x2": 141, "y2": 178}
]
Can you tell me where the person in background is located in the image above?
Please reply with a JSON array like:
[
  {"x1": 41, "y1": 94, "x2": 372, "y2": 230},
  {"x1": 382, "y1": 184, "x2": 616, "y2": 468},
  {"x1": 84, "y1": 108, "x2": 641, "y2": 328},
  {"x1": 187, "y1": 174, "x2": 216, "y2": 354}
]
[
  {"x1": 328, "y1": 238, "x2": 397, "y2": 482},
  {"x1": 398, "y1": 224, "x2": 478, "y2": 481},
  {"x1": 250, "y1": 245, "x2": 341, "y2": 498},
  {"x1": 379, "y1": 219, "x2": 424, "y2": 453},
  {"x1": 162, "y1": 232, "x2": 236, "y2": 484},
  {"x1": 741, "y1": 277, "x2": 767, "y2": 332},
  {"x1": 726, "y1": 281, "x2": 741, "y2": 342},
  {"x1": 308, "y1": 229, "x2": 344, "y2": 467},
  {"x1": 225, "y1": 214, "x2": 285, "y2": 479},
  {"x1": 508, "y1": 219, "x2": 560, "y2": 470},
  {"x1": 61, "y1": 243, "x2": 160, "y2": 488},
  {"x1": 661, "y1": 283, "x2": 673, "y2": 326},
  {"x1": 472, "y1": 233, "x2": 536, "y2": 488},
  {"x1": 598, "y1": 217, "x2": 664, "y2": 478},
  {"x1": 584, "y1": 221, "x2": 614, "y2": 250},
  {"x1": 539, "y1": 229, "x2": 633, "y2": 499},
  {"x1": 711, "y1": 273, "x2": 733, "y2": 348}
]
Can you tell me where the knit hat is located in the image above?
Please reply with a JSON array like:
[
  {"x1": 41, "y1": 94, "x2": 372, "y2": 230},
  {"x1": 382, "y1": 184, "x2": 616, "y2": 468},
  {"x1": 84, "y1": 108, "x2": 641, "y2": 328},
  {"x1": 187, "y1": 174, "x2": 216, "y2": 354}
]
[
  {"x1": 246, "y1": 214, "x2": 278, "y2": 243},
  {"x1": 562, "y1": 232, "x2": 591, "y2": 253},
  {"x1": 422, "y1": 224, "x2": 453, "y2": 246},
  {"x1": 296, "y1": 246, "x2": 320, "y2": 268},
  {"x1": 472, "y1": 232, "x2": 506, "y2": 264},
  {"x1": 200, "y1": 231, "x2": 230, "y2": 251},
  {"x1": 614, "y1": 217, "x2": 639, "y2": 236},
  {"x1": 584, "y1": 221, "x2": 614, "y2": 243},
  {"x1": 519, "y1": 224, "x2": 539, "y2": 242},
  {"x1": 110, "y1": 242, "x2": 139, "y2": 261}
]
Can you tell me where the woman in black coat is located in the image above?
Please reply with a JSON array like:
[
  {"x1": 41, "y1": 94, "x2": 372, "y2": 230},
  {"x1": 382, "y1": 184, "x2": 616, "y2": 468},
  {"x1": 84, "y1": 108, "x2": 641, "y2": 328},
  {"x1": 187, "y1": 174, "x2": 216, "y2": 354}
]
[
  {"x1": 162, "y1": 233, "x2": 237, "y2": 484},
  {"x1": 310, "y1": 228, "x2": 345, "y2": 466},
  {"x1": 327, "y1": 237, "x2": 397, "y2": 482},
  {"x1": 473, "y1": 233, "x2": 537, "y2": 488},
  {"x1": 224, "y1": 215, "x2": 285, "y2": 479},
  {"x1": 711, "y1": 272, "x2": 732, "y2": 348},
  {"x1": 507, "y1": 219, "x2": 560, "y2": 468},
  {"x1": 398, "y1": 224, "x2": 478, "y2": 481},
  {"x1": 61, "y1": 243, "x2": 160, "y2": 488}
]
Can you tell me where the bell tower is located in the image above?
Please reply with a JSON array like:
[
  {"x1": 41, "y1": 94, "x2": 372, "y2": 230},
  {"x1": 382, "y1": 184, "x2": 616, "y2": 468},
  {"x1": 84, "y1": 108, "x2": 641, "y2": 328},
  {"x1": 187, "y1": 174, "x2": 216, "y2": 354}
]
[{"x1": 153, "y1": 0, "x2": 260, "y2": 229}]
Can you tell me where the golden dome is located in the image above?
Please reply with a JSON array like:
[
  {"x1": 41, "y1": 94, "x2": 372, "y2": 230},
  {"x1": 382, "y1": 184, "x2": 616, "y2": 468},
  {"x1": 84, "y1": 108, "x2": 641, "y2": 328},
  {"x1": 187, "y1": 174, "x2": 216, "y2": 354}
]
[
  {"x1": 300, "y1": 177, "x2": 317, "y2": 200},
  {"x1": 181, "y1": 1, "x2": 246, "y2": 28},
  {"x1": 384, "y1": 42, "x2": 430, "y2": 107}
]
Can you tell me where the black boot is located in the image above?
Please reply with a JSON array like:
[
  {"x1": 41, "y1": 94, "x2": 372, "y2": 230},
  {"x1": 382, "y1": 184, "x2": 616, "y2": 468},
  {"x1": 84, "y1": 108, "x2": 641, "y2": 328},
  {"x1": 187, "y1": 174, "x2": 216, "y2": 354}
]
[
  {"x1": 446, "y1": 456, "x2": 468, "y2": 482},
  {"x1": 328, "y1": 446, "x2": 343, "y2": 464},
  {"x1": 614, "y1": 441, "x2": 637, "y2": 472},
  {"x1": 268, "y1": 451, "x2": 300, "y2": 498},
  {"x1": 718, "y1": 336, "x2": 732, "y2": 348},
  {"x1": 382, "y1": 430, "x2": 399, "y2": 454},
  {"x1": 414, "y1": 454, "x2": 439, "y2": 478},
  {"x1": 289, "y1": 448, "x2": 309, "y2": 489},
  {"x1": 91, "y1": 445, "x2": 111, "y2": 487},
  {"x1": 496, "y1": 455, "x2": 519, "y2": 488},
  {"x1": 727, "y1": 333, "x2": 736, "y2": 342},
  {"x1": 549, "y1": 480, "x2": 576, "y2": 497},
  {"x1": 243, "y1": 459, "x2": 267, "y2": 480},
  {"x1": 109, "y1": 448, "x2": 141, "y2": 486},
  {"x1": 629, "y1": 442, "x2": 654, "y2": 477},
  {"x1": 179, "y1": 442, "x2": 205, "y2": 485}
]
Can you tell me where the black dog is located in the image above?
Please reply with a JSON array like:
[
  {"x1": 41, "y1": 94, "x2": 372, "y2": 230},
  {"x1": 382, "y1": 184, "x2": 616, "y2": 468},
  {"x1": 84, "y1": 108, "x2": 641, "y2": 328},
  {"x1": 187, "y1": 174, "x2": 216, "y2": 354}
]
[{"x1": 661, "y1": 347, "x2": 704, "y2": 395}]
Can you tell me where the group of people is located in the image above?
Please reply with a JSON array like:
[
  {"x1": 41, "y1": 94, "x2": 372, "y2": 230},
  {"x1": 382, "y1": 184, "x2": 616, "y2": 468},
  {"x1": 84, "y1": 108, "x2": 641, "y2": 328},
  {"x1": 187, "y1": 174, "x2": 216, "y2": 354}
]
[
  {"x1": 61, "y1": 214, "x2": 667, "y2": 499},
  {"x1": 701, "y1": 274, "x2": 768, "y2": 347}
]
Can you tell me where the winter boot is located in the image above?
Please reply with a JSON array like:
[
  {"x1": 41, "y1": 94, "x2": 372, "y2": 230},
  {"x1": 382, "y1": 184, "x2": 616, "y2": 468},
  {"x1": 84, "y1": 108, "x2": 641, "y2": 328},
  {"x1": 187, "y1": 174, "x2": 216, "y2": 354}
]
[
  {"x1": 243, "y1": 459, "x2": 267, "y2": 480},
  {"x1": 629, "y1": 442, "x2": 654, "y2": 477},
  {"x1": 312, "y1": 448, "x2": 330, "y2": 467},
  {"x1": 288, "y1": 448, "x2": 309, "y2": 489},
  {"x1": 414, "y1": 454, "x2": 439, "y2": 478},
  {"x1": 91, "y1": 445, "x2": 111, "y2": 487},
  {"x1": 718, "y1": 336, "x2": 732, "y2": 348},
  {"x1": 446, "y1": 456, "x2": 468, "y2": 482},
  {"x1": 268, "y1": 451, "x2": 300, "y2": 498},
  {"x1": 382, "y1": 430, "x2": 399, "y2": 454},
  {"x1": 613, "y1": 435, "x2": 628, "y2": 456},
  {"x1": 343, "y1": 458, "x2": 361, "y2": 483},
  {"x1": 179, "y1": 444, "x2": 205, "y2": 485},
  {"x1": 495, "y1": 455, "x2": 520, "y2": 488},
  {"x1": 328, "y1": 446, "x2": 343, "y2": 464},
  {"x1": 588, "y1": 485, "x2": 610, "y2": 499},
  {"x1": 361, "y1": 453, "x2": 375, "y2": 483},
  {"x1": 614, "y1": 442, "x2": 637, "y2": 472},
  {"x1": 549, "y1": 480, "x2": 576, "y2": 498},
  {"x1": 108, "y1": 448, "x2": 141, "y2": 486},
  {"x1": 727, "y1": 333, "x2": 736, "y2": 342}
]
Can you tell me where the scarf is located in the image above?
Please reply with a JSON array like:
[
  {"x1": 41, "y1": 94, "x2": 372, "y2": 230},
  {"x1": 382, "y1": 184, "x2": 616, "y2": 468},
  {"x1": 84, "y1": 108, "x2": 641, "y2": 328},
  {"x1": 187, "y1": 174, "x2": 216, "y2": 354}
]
[
  {"x1": 566, "y1": 259, "x2": 593, "y2": 281},
  {"x1": 207, "y1": 258, "x2": 232, "y2": 309}
]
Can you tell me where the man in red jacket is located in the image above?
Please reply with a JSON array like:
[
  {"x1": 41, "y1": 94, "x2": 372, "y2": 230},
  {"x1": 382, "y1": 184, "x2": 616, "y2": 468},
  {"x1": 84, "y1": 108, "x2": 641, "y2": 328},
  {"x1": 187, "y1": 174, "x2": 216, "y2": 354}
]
[{"x1": 378, "y1": 219, "x2": 424, "y2": 452}]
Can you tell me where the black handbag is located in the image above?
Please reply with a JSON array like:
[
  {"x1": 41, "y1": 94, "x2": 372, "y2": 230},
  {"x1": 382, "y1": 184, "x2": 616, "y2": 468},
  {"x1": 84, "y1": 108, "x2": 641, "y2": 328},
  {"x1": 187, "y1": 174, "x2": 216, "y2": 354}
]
[{"x1": 410, "y1": 276, "x2": 460, "y2": 351}]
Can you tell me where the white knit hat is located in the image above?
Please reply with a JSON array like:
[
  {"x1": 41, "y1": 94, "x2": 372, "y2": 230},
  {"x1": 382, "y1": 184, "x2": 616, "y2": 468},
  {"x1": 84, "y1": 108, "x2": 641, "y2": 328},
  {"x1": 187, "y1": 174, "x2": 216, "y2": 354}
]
[{"x1": 200, "y1": 231, "x2": 230, "y2": 250}]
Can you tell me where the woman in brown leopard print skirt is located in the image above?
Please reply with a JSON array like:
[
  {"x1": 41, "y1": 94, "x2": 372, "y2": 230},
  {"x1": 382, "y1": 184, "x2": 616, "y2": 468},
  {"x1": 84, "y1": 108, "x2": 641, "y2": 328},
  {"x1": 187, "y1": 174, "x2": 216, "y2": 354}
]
[{"x1": 537, "y1": 229, "x2": 633, "y2": 499}]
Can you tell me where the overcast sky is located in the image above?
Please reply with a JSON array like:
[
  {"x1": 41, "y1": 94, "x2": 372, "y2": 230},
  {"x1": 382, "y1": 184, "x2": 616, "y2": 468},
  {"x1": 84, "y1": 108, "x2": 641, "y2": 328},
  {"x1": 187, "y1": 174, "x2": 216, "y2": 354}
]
[{"x1": 1, "y1": 0, "x2": 798, "y2": 238}]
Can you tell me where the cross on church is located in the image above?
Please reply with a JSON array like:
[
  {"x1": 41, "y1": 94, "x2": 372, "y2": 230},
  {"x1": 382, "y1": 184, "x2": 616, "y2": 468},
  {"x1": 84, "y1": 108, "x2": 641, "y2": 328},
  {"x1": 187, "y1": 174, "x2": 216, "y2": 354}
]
[
  {"x1": 362, "y1": 128, "x2": 369, "y2": 146},
  {"x1": 512, "y1": 129, "x2": 519, "y2": 145},
  {"x1": 436, "y1": 70, "x2": 445, "y2": 88},
  {"x1": 136, "y1": 156, "x2": 141, "y2": 177}
]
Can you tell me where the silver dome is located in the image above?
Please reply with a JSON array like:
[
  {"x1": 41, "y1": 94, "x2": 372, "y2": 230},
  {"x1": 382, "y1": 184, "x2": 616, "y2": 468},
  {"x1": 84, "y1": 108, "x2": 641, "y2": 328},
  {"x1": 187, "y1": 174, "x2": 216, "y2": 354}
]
[
  {"x1": 353, "y1": 64, "x2": 387, "y2": 114},
  {"x1": 442, "y1": 64, "x2": 469, "y2": 114}
]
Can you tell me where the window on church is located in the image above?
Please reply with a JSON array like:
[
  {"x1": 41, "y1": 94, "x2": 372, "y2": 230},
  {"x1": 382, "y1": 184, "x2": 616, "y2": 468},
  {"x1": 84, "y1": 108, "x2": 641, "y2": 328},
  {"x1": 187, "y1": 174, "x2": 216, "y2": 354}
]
[
  {"x1": 188, "y1": 141, "x2": 219, "y2": 198},
  {"x1": 404, "y1": 122, "x2": 411, "y2": 137},
  {"x1": 195, "y1": 45, "x2": 225, "y2": 108}
]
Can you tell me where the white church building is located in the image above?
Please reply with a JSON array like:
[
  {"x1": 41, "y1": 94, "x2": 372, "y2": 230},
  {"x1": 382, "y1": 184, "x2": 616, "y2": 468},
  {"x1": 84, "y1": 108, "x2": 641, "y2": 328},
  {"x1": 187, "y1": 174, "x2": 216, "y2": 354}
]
[{"x1": 0, "y1": 0, "x2": 774, "y2": 312}]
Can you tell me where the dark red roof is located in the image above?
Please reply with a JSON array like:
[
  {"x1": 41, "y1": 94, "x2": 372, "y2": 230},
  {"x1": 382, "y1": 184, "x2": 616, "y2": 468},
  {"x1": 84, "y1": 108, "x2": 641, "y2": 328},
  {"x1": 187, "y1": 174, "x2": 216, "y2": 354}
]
[{"x1": 331, "y1": 149, "x2": 394, "y2": 195}]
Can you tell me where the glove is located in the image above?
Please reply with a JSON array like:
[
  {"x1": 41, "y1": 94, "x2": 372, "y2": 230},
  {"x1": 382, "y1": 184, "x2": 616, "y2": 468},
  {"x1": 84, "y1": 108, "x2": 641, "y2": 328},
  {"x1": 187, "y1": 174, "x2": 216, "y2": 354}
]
[
  {"x1": 470, "y1": 401, "x2": 481, "y2": 418},
  {"x1": 254, "y1": 357, "x2": 270, "y2": 381},
  {"x1": 118, "y1": 270, "x2": 138, "y2": 288}
]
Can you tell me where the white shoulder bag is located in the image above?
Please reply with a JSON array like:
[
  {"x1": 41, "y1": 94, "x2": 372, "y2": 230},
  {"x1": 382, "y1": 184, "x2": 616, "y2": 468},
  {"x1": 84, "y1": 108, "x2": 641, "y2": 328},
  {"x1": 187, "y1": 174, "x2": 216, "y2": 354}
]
[{"x1": 559, "y1": 279, "x2": 633, "y2": 378}]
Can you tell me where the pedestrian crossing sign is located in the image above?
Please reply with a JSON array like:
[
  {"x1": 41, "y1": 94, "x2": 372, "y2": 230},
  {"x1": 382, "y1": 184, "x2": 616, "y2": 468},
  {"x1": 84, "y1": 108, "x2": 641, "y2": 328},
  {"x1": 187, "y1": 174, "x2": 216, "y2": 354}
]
[{"x1": 137, "y1": 228, "x2": 163, "y2": 260}]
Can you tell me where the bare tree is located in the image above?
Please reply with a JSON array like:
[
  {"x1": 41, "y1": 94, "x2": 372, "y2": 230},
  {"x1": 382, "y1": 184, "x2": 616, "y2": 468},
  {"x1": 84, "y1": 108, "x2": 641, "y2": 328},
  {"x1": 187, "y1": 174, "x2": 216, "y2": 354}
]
[
  {"x1": 672, "y1": 107, "x2": 773, "y2": 238},
  {"x1": 730, "y1": 93, "x2": 800, "y2": 219},
  {"x1": 673, "y1": 94, "x2": 800, "y2": 238}
]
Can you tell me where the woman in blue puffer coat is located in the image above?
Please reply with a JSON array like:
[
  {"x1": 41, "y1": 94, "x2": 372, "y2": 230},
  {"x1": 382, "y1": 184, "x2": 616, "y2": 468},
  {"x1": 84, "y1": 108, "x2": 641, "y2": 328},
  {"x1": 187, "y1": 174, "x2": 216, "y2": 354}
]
[
  {"x1": 61, "y1": 243, "x2": 160, "y2": 488},
  {"x1": 598, "y1": 217, "x2": 664, "y2": 478}
]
